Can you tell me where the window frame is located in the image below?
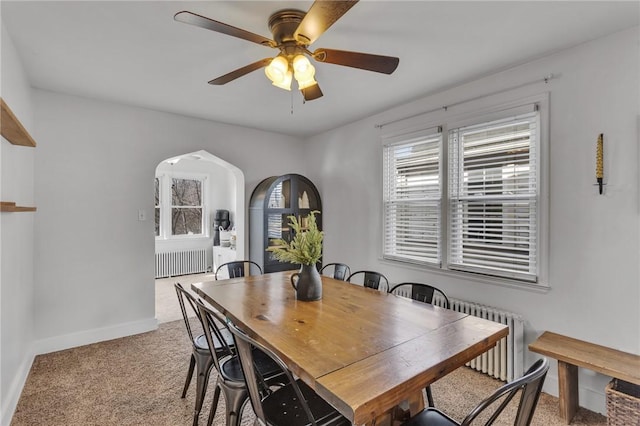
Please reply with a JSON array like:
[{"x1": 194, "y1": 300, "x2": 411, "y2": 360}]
[
  {"x1": 381, "y1": 93, "x2": 549, "y2": 288},
  {"x1": 155, "y1": 172, "x2": 209, "y2": 240}
]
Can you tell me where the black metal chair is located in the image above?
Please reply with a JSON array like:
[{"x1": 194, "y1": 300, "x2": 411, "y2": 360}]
[
  {"x1": 347, "y1": 270, "x2": 389, "y2": 291},
  {"x1": 214, "y1": 260, "x2": 262, "y2": 280},
  {"x1": 388, "y1": 282, "x2": 450, "y2": 309},
  {"x1": 195, "y1": 298, "x2": 285, "y2": 426},
  {"x1": 320, "y1": 262, "x2": 351, "y2": 281},
  {"x1": 225, "y1": 318, "x2": 351, "y2": 426},
  {"x1": 401, "y1": 358, "x2": 549, "y2": 426},
  {"x1": 388, "y1": 282, "x2": 451, "y2": 407},
  {"x1": 174, "y1": 283, "x2": 235, "y2": 426}
]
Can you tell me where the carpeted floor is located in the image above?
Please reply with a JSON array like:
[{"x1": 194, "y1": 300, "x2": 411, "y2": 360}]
[{"x1": 10, "y1": 275, "x2": 608, "y2": 425}]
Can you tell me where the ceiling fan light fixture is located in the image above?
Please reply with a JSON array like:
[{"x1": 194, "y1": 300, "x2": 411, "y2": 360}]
[
  {"x1": 272, "y1": 69, "x2": 293, "y2": 91},
  {"x1": 265, "y1": 56, "x2": 291, "y2": 89},
  {"x1": 293, "y1": 55, "x2": 317, "y2": 90}
]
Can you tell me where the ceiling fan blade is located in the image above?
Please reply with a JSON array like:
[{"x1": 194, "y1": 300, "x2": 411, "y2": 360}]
[
  {"x1": 313, "y1": 48, "x2": 399, "y2": 74},
  {"x1": 294, "y1": 1, "x2": 359, "y2": 45},
  {"x1": 208, "y1": 58, "x2": 273, "y2": 85},
  {"x1": 174, "y1": 11, "x2": 275, "y2": 48},
  {"x1": 301, "y1": 83, "x2": 323, "y2": 101}
]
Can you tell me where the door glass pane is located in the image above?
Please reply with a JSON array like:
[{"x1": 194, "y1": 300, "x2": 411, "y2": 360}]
[
  {"x1": 268, "y1": 179, "x2": 290, "y2": 209},
  {"x1": 267, "y1": 213, "x2": 292, "y2": 262},
  {"x1": 297, "y1": 180, "x2": 318, "y2": 210}
]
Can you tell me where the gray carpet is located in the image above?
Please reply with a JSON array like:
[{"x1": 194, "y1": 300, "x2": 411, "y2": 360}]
[{"x1": 11, "y1": 318, "x2": 607, "y2": 426}]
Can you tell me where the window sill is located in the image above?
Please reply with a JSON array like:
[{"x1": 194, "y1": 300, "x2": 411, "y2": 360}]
[
  {"x1": 155, "y1": 235, "x2": 211, "y2": 241},
  {"x1": 379, "y1": 257, "x2": 550, "y2": 294}
]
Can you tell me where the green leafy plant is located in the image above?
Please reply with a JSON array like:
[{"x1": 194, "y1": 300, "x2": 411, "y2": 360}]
[{"x1": 267, "y1": 211, "x2": 323, "y2": 266}]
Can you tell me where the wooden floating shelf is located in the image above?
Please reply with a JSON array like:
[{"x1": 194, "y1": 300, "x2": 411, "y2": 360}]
[
  {"x1": 1, "y1": 201, "x2": 37, "y2": 213},
  {"x1": 1, "y1": 97, "x2": 37, "y2": 147}
]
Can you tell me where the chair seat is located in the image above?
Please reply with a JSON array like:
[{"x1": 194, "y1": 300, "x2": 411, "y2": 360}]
[
  {"x1": 220, "y1": 348, "x2": 284, "y2": 383},
  {"x1": 262, "y1": 379, "x2": 350, "y2": 426},
  {"x1": 402, "y1": 408, "x2": 458, "y2": 426},
  {"x1": 194, "y1": 328, "x2": 234, "y2": 353}
]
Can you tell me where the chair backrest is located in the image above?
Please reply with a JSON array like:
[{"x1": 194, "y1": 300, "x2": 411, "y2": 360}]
[
  {"x1": 388, "y1": 282, "x2": 450, "y2": 309},
  {"x1": 224, "y1": 319, "x2": 319, "y2": 426},
  {"x1": 174, "y1": 282, "x2": 203, "y2": 348},
  {"x1": 194, "y1": 298, "x2": 236, "y2": 373},
  {"x1": 347, "y1": 270, "x2": 389, "y2": 291},
  {"x1": 320, "y1": 262, "x2": 351, "y2": 281},
  {"x1": 461, "y1": 358, "x2": 549, "y2": 426},
  {"x1": 215, "y1": 260, "x2": 262, "y2": 280}
]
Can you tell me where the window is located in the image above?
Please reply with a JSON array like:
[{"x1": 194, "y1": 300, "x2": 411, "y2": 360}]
[
  {"x1": 155, "y1": 174, "x2": 207, "y2": 239},
  {"x1": 155, "y1": 178, "x2": 160, "y2": 236},
  {"x1": 383, "y1": 100, "x2": 544, "y2": 284},
  {"x1": 448, "y1": 111, "x2": 538, "y2": 281},
  {"x1": 383, "y1": 129, "x2": 442, "y2": 265}
]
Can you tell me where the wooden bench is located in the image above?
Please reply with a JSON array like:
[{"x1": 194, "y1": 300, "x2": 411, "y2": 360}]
[{"x1": 529, "y1": 331, "x2": 640, "y2": 424}]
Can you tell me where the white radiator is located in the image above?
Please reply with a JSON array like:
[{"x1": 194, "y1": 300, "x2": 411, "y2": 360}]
[
  {"x1": 155, "y1": 249, "x2": 207, "y2": 278},
  {"x1": 433, "y1": 296, "x2": 524, "y2": 382}
]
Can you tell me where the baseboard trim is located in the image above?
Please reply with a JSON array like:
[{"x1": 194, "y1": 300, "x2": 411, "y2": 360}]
[
  {"x1": 543, "y1": 373, "x2": 607, "y2": 415},
  {"x1": 33, "y1": 317, "x2": 158, "y2": 355},
  {"x1": 1, "y1": 346, "x2": 36, "y2": 426}
]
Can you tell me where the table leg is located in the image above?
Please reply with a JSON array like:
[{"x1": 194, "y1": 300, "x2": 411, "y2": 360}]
[
  {"x1": 361, "y1": 390, "x2": 425, "y2": 426},
  {"x1": 558, "y1": 361, "x2": 578, "y2": 424}
]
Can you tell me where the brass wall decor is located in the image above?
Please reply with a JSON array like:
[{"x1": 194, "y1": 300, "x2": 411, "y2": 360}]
[{"x1": 596, "y1": 133, "x2": 604, "y2": 194}]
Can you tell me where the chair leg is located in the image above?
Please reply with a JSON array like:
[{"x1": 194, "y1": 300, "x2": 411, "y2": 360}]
[
  {"x1": 192, "y1": 353, "x2": 214, "y2": 426},
  {"x1": 206, "y1": 384, "x2": 222, "y2": 426},
  {"x1": 425, "y1": 385, "x2": 435, "y2": 407},
  {"x1": 182, "y1": 355, "x2": 196, "y2": 398},
  {"x1": 221, "y1": 384, "x2": 248, "y2": 426}
]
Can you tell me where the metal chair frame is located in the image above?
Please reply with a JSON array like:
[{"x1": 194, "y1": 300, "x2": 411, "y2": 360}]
[
  {"x1": 388, "y1": 282, "x2": 450, "y2": 309},
  {"x1": 224, "y1": 318, "x2": 350, "y2": 426},
  {"x1": 215, "y1": 260, "x2": 262, "y2": 280},
  {"x1": 402, "y1": 358, "x2": 550, "y2": 426},
  {"x1": 195, "y1": 298, "x2": 285, "y2": 426},
  {"x1": 175, "y1": 283, "x2": 234, "y2": 426},
  {"x1": 320, "y1": 262, "x2": 351, "y2": 281},
  {"x1": 347, "y1": 270, "x2": 389, "y2": 291}
]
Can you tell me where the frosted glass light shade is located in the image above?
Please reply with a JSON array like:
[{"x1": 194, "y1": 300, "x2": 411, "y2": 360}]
[
  {"x1": 265, "y1": 56, "x2": 292, "y2": 90},
  {"x1": 293, "y1": 55, "x2": 317, "y2": 90}
]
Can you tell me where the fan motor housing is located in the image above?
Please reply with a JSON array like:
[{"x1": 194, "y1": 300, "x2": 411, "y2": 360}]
[{"x1": 268, "y1": 9, "x2": 306, "y2": 45}]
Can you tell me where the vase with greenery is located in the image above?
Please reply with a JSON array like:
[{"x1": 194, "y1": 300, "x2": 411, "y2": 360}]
[{"x1": 267, "y1": 211, "x2": 323, "y2": 301}]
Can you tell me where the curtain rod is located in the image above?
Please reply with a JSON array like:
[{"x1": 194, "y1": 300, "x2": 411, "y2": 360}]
[{"x1": 375, "y1": 73, "x2": 555, "y2": 129}]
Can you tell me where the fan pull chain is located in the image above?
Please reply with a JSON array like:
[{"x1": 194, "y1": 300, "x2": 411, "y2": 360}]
[{"x1": 291, "y1": 90, "x2": 295, "y2": 115}]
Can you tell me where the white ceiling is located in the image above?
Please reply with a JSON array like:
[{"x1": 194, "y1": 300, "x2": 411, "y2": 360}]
[{"x1": 2, "y1": 1, "x2": 638, "y2": 138}]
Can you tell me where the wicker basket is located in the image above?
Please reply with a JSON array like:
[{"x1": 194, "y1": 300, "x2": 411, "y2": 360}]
[{"x1": 606, "y1": 379, "x2": 640, "y2": 426}]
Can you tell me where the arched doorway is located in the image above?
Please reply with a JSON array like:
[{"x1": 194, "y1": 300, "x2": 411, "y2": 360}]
[{"x1": 154, "y1": 150, "x2": 244, "y2": 322}]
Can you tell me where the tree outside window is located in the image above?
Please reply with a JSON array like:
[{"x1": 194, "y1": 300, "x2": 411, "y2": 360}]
[{"x1": 171, "y1": 178, "x2": 203, "y2": 235}]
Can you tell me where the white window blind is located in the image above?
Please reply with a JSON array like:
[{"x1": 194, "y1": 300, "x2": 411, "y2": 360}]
[
  {"x1": 448, "y1": 110, "x2": 539, "y2": 281},
  {"x1": 383, "y1": 131, "x2": 442, "y2": 265}
]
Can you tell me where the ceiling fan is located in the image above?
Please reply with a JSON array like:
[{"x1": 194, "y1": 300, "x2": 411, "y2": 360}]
[{"x1": 174, "y1": 0, "x2": 399, "y2": 101}]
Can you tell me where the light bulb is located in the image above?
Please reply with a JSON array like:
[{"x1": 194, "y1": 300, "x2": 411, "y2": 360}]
[
  {"x1": 271, "y1": 69, "x2": 292, "y2": 91},
  {"x1": 293, "y1": 55, "x2": 312, "y2": 76},
  {"x1": 292, "y1": 55, "x2": 317, "y2": 90},
  {"x1": 265, "y1": 56, "x2": 290, "y2": 89}
]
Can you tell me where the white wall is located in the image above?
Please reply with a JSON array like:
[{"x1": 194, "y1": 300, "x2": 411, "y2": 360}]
[
  {"x1": 303, "y1": 27, "x2": 640, "y2": 414},
  {"x1": 31, "y1": 90, "x2": 305, "y2": 353},
  {"x1": 0, "y1": 23, "x2": 36, "y2": 426}
]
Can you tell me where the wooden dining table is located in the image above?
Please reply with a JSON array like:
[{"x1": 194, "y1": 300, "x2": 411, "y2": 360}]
[{"x1": 192, "y1": 271, "x2": 508, "y2": 426}]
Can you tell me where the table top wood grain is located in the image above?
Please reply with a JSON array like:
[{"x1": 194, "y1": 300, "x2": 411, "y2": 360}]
[{"x1": 192, "y1": 271, "x2": 508, "y2": 425}]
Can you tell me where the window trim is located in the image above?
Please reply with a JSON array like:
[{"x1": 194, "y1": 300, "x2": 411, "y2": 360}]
[
  {"x1": 155, "y1": 172, "x2": 209, "y2": 240},
  {"x1": 380, "y1": 92, "x2": 549, "y2": 288}
]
